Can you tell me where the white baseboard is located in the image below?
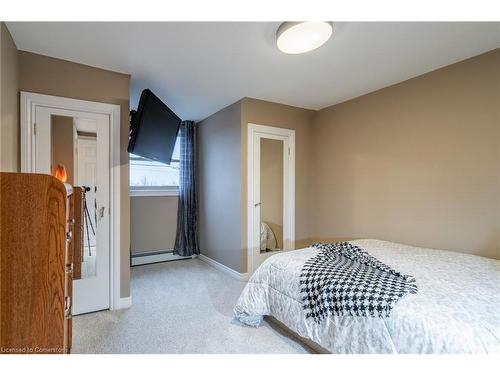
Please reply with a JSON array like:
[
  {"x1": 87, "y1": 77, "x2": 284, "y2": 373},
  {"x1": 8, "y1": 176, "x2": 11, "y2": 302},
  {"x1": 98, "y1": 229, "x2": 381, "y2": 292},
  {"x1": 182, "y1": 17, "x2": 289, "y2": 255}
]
[
  {"x1": 115, "y1": 296, "x2": 132, "y2": 310},
  {"x1": 198, "y1": 254, "x2": 248, "y2": 281}
]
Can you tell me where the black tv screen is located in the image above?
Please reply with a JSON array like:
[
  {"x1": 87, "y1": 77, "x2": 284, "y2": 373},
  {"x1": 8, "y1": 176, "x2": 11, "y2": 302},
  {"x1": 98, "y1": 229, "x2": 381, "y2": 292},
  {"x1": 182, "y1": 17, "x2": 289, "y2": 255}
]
[{"x1": 128, "y1": 89, "x2": 181, "y2": 165}]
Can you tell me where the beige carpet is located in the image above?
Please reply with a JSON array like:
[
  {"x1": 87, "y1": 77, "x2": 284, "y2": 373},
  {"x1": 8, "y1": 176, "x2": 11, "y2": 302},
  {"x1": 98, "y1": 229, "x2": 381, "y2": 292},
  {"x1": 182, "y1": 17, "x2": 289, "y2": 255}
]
[{"x1": 72, "y1": 258, "x2": 312, "y2": 353}]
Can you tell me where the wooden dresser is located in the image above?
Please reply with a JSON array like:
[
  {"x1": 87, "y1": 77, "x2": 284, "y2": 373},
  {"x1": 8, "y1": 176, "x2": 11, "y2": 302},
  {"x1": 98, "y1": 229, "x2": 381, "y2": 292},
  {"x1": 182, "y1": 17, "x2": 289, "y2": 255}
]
[{"x1": 0, "y1": 173, "x2": 82, "y2": 354}]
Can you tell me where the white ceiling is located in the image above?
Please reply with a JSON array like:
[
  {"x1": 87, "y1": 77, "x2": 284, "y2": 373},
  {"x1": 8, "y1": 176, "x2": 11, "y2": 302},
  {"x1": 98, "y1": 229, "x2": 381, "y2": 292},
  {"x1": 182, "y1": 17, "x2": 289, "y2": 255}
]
[{"x1": 7, "y1": 22, "x2": 500, "y2": 121}]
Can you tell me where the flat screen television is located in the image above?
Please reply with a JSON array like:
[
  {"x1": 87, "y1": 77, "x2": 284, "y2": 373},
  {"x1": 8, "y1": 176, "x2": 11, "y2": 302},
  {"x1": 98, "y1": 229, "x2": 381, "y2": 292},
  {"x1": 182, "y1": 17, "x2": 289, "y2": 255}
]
[{"x1": 128, "y1": 89, "x2": 181, "y2": 165}]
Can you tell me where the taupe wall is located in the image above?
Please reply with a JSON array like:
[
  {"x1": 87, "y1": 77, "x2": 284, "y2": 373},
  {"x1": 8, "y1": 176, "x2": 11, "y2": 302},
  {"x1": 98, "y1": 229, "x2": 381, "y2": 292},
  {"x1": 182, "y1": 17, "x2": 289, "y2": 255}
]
[
  {"x1": 312, "y1": 49, "x2": 500, "y2": 259},
  {"x1": 18, "y1": 51, "x2": 132, "y2": 296},
  {"x1": 199, "y1": 50, "x2": 499, "y2": 274},
  {"x1": 240, "y1": 98, "x2": 316, "y2": 271},
  {"x1": 130, "y1": 196, "x2": 178, "y2": 254},
  {"x1": 197, "y1": 101, "x2": 242, "y2": 271},
  {"x1": 0, "y1": 23, "x2": 19, "y2": 172}
]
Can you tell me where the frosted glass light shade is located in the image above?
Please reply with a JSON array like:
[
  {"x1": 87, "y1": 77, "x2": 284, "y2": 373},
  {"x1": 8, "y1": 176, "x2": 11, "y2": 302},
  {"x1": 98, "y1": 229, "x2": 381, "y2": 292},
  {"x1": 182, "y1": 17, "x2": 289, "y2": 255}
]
[{"x1": 276, "y1": 22, "x2": 333, "y2": 54}]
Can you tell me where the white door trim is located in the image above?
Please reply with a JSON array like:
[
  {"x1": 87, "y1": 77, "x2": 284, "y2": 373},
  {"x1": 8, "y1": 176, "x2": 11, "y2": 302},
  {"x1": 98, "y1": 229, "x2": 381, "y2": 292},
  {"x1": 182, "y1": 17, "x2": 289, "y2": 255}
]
[
  {"x1": 20, "y1": 91, "x2": 124, "y2": 311},
  {"x1": 247, "y1": 123, "x2": 295, "y2": 276}
]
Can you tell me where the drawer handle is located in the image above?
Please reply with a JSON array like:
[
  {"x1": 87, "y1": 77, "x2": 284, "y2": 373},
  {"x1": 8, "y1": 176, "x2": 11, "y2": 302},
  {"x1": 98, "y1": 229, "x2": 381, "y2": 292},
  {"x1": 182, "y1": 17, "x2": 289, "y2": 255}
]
[
  {"x1": 66, "y1": 231, "x2": 73, "y2": 242},
  {"x1": 65, "y1": 264, "x2": 73, "y2": 274},
  {"x1": 64, "y1": 296, "x2": 72, "y2": 317}
]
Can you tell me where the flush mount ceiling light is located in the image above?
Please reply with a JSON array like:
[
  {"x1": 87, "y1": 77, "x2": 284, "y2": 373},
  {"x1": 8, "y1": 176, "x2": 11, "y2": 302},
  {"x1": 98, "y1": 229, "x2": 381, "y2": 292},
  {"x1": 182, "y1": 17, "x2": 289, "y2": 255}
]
[{"x1": 276, "y1": 22, "x2": 333, "y2": 54}]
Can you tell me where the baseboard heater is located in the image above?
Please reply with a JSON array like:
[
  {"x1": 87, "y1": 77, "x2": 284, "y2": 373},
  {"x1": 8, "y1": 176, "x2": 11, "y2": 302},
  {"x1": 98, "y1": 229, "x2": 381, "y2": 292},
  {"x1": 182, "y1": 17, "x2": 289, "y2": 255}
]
[{"x1": 131, "y1": 249, "x2": 192, "y2": 266}]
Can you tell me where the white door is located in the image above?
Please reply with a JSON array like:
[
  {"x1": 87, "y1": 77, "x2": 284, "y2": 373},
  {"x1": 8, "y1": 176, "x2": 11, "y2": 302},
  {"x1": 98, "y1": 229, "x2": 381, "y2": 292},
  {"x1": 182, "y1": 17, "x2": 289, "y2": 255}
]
[
  {"x1": 34, "y1": 106, "x2": 110, "y2": 314},
  {"x1": 248, "y1": 124, "x2": 295, "y2": 275}
]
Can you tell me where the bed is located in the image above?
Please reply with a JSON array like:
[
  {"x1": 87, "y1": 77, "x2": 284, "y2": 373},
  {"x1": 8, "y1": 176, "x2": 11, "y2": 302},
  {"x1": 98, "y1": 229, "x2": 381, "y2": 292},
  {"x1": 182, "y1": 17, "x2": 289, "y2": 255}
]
[{"x1": 234, "y1": 239, "x2": 500, "y2": 354}]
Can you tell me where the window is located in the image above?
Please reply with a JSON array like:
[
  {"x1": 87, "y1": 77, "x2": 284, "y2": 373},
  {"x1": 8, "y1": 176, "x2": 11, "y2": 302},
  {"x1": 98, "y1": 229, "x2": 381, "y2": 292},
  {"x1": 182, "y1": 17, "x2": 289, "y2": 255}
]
[{"x1": 129, "y1": 137, "x2": 180, "y2": 196}]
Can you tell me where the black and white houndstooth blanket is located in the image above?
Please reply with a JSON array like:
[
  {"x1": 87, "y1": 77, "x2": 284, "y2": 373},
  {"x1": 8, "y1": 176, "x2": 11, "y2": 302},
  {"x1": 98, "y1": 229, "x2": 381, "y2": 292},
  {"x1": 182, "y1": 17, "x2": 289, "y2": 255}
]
[{"x1": 300, "y1": 242, "x2": 418, "y2": 322}]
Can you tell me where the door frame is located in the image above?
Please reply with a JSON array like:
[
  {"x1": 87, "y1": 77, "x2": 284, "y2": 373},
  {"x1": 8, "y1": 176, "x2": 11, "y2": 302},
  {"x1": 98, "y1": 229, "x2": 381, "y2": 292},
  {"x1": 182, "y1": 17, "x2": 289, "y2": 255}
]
[
  {"x1": 20, "y1": 91, "x2": 126, "y2": 311},
  {"x1": 247, "y1": 123, "x2": 295, "y2": 276}
]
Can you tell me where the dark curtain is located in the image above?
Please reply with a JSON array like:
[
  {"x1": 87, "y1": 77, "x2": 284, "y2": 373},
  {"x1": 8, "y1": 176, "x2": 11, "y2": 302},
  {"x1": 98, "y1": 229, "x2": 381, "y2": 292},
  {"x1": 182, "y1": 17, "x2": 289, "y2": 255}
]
[{"x1": 174, "y1": 120, "x2": 200, "y2": 256}]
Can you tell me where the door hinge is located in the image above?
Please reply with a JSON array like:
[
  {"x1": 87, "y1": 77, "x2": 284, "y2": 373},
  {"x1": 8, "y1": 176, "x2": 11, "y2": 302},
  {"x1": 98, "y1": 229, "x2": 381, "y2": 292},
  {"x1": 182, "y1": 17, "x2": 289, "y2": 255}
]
[
  {"x1": 288, "y1": 147, "x2": 290, "y2": 155},
  {"x1": 33, "y1": 123, "x2": 36, "y2": 136}
]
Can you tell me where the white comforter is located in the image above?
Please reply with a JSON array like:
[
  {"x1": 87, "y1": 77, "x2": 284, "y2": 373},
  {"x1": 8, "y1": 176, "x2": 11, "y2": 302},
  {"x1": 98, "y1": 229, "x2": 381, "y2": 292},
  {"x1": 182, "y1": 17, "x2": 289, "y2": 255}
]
[{"x1": 234, "y1": 239, "x2": 500, "y2": 354}]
